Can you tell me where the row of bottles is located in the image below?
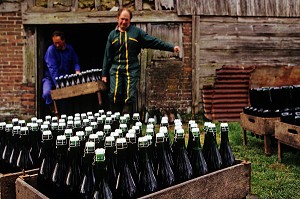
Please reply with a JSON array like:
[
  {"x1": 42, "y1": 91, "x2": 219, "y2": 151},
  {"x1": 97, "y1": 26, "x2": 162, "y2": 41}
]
[
  {"x1": 55, "y1": 69, "x2": 102, "y2": 89},
  {"x1": 244, "y1": 85, "x2": 300, "y2": 117},
  {"x1": 0, "y1": 109, "x2": 235, "y2": 199}
]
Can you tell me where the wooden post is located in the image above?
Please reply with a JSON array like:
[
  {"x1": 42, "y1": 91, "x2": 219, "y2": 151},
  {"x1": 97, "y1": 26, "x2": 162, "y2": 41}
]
[
  {"x1": 264, "y1": 135, "x2": 271, "y2": 156},
  {"x1": 71, "y1": 0, "x2": 78, "y2": 11},
  {"x1": 95, "y1": 0, "x2": 101, "y2": 10},
  {"x1": 243, "y1": 129, "x2": 247, "y2": 146},
  {"x1": 278, "y1": 141, "x2": 282, "y2": 162},
  {"x1": 192, "y1": 15, "x2": 201, "y2": 114}
]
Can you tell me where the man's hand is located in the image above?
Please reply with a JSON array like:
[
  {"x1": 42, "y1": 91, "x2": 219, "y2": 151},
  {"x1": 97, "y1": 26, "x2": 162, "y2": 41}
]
[
  {"x1": 174, "y1": 46, "x2": 180, "y2": 53},
  {"x1": 102, "y1": 76, "x2": 107, "y2": 83}
]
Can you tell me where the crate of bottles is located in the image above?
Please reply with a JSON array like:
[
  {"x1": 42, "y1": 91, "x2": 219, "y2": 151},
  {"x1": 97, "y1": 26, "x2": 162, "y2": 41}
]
[
  {"x1": 15, "y1": 161, "x2": 251, "y2": 199},
  {"x1": 0, "y1": 168, "x2": 39, "y2": 199},
  {"x1": 275, "y1": 121, "x2": 300, "y2": 161},
  {"x1": 240, "y1": 112, "x2": 280, "y2": 136}
]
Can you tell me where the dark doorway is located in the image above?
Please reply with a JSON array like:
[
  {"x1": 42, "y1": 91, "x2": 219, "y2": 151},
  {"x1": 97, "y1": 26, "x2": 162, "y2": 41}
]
[{"x1": 37, "y1": 23, "x2": 115, "y2": 118}]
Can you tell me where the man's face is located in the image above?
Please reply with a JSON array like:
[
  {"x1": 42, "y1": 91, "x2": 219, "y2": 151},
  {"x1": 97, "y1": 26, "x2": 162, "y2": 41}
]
[
  {"x1": 117, "y1": 10, "x2": 131, "y2": 31},
  {"x1": 52, "y1": 36, "x2": 66, "y2": 50}
]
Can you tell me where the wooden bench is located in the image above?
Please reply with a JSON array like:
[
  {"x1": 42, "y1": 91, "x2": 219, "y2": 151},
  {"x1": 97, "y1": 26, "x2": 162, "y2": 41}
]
[
  {"x1": 240, "y1": 112, "x2": 280, "y2": 156},
  {"x1": 50, "y1": 81, "x2": 106, "y2": 117}
]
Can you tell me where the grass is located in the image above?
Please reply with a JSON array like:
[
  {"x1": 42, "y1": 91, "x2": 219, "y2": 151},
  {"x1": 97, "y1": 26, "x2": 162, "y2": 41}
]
[{"x1": 227, "y1": 122, "x2": 300, "y2": 199}]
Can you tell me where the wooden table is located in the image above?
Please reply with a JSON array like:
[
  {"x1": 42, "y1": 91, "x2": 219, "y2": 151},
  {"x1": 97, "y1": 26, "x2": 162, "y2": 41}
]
[
  {"x1": 275, "y1": 121, "x2": 300, "y2": 162},
  {"x1": 50, "y1": 81, "x2": 106, "y2": 117},
  {"x1": 240, "y1": 112, "x2": 280, "y2": 156}
]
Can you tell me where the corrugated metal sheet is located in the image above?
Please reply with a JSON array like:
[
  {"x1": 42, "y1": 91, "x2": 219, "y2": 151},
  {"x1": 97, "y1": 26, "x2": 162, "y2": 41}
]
[{"x1": 203, "y1": 66, "x2": 255, "y2": 122}]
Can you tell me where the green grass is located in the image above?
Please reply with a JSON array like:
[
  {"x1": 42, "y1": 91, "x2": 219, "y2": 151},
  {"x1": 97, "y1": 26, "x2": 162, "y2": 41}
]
[{"x1": 227, "y1": 122, "x2": 300, "y2": 199}]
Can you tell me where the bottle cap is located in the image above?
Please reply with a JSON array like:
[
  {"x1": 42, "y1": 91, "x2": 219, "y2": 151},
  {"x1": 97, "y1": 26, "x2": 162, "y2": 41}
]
[
  {"x1": 116, "y1": 137, "x2": 127, "y2": 149},
  {"x1": 138, "y1": 137, "x2": 148, "y2": 148},
  {"x1": 87, "y1": 111, "x2": 93, "y2": 116},
  {"x1": 20, "y1": 126, "x2": 29, "y2": 135},
  {"x1": 51, "y1": 117, "x2": 58, "y2": 123},
  {"x1": 126, "y1": 132, "x2": 136, "y2": 143},
  {"x1": 58, "y1": 122, "x2": 66, "y2": 130},
  {"x1": 31, "y1": 117, "x2": 37, "y2": 123},
  {"x1": 124, "y1": 114, "x2": 130, "y2": 122},
  {"x1": 58, "y1": 118, "x2": 65, "y2": 124},
  {"x1": 148, "y1": 118, "x2": 155, "y2": 125},
  {"x1": 69, "y1": 136, "x2": 80, "y2": 147},
  {"x1": 145, "y1": 135, "x2": 152, "y2": 145},
  {"x1": 119, "y1": 116, "x2": 126, "y2": 124},
  {"x1": 95, "y1": 148, "x2": 105, "y2": 161},
  {"x1": 85, "y1": 126, "x2": 93, "y2": 137},
  {"x1": 119, "y1": 124, "x2": 127, "y2": 132},
  {"x1": 37, "y1": 119, "x2": 43, "y2": 126},
  {"x1": 175, "y1": 128, "x2": 184, "y2": 139},
  {"x1": 74, "y1": 120, "x2": 81, "y2": 128},
  {"x1": 114, "y1": 129, "x2": 122, "y2": 137},
  {"x1": 67, "y1": 116, "x2": 73, "y2": 121},
  {"x1": 90, "y1": 121, "x2": 98, "y2": 129},
  {"x1": 105, "y1": 117, "x2": 112, "y2": 125},
  {"x1": 42, "y1": 130, "x2": 53, "y2": 140},
  {"x1": 85, "y1": 141, "x2": 95, "y2": 153},
  {"x1": 67, "y1": 120, "x2": 73, "y2": 128},
  {"x1": 96, "y1": 131, "x2": 105, "y2": 139},
  {"x1": 98, "y1": 109, "x2": 105, "y2": 116},
  {"x1": 5, "y1": 124, "x2": 13, "y2": 132},
  {"x1": 103, "y1": 125, "x2": 111, "y2": 134},
  {"x1": 76, "y1": 131, "x2": 85, "y2": 141},
  {"x1": 51, "y1": 122, "x2": 58, "y2": 130},
  {"x1": 192, "y1": 127, "x2": 200, "y2": 137},
  {"x1": 88, "y1": 115, "x2": 95, "y2": 122},
  {"x1": 56, "y1": 135, "x2": 67, "y2": 146},
  {"x1": 18, "y1": 120, "x2": 26, "y2": 127},
  {"x1": 40, "y1": 124, "x2": 49, "y2": 132},
  {"x1": 114, "y1": 112, "x2": 121, "y2": 119},
  {"x1": 82, "y1": 118, "x2": 90, "y2": 127},
  {"x1": 133, "y1": 113, "x2": 140, "y2": 120},
  {"x1": 45, "y1": 115, "x2": 51, "y2": 122},
  {"x1": 105, "y1": 136, "x2": 115, "y2": 147},
  {"x1": 135, "y1": 122, "x2": 142, "y2": 130},
  {"x1": 13, "y1": 126, "x2": 21, "y2": 135},
  {"x1": 156, "y1": 132, "x2": 164, "y2": 143},
  {"x1": 0, "y1": 122, "x2": 6, "y2": 130},
  {"x1": 64, "y1": 128, "x2": 73, "y2": 138},
  {"x1": 89, "y1": 134, "x2": 99, "y2": 142},
  {"x1": 146, "y1": 128, "x2": 154, "y2": 136},
  {"x1": 81, "y1": 113, "x2": 87, "y2": 120},
  {"x1": 106, "y1": 111, "x2": 112, "y2": 117}
]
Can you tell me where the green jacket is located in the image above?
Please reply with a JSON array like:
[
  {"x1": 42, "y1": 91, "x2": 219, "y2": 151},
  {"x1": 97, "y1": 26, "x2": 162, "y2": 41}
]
[{"x1": 102, "y1": 25, "x2": 175, "y2": 77}]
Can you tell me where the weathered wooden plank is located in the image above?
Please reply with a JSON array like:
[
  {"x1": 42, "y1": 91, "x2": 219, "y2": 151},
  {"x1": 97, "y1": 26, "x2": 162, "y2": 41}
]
[
  {"x1": 0, "y1": 2, "x2": 20, "y2": 12},
  {"x1": 176, "y1": 0, "x2": 192, "y2": 15},
  {"x1": 275, "y1": 121, "x2": 300, "y2": 149},
  {"x1": 95, "y1": 0, "x2": 101, "y2": 11},
  {"x1": 23, "y1": 27, "x2": 37, "y2": 84},
  {"x1": 22, "y1": 11, "x2": 191, "y2": 24},
  {"x1": 150, "y1": 23, "x2": 181, "y2": 59},
  {"x1": 192, "y1": 16, "x2": 201, "y2": 114},
  {"x1": 135, "y1": 0, "x2": 142, "y2": 11},
  {"x1": 16, "y1": 175, "x2": 49, "y2": 199},
  {"x1": 47, "y1": 0, "x2": 54, "y2": 8}
]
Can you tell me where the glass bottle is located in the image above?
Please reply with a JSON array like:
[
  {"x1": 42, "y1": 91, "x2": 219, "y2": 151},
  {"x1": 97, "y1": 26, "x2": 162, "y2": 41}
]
[
  {"x1": 51, "y1": 135, "x2": 68, "y2": 199},
  {"x1": 30, "y1": 122, "x2": 42, "y2": 168},
  {"x1": 37, "y1": 130, "x2": 55, "y2": 198},
  {"x1": 219, "y1": 123, "x2": 235, "y2": 168},
  {"x1": 137, "y1": 136, "x2": 158, "y2": 197},
  {"x1": 9, "y1": 125, "x2": 21, "y2": 171},
  {"x1": 145, "y1": 129, "x2": 157, "y2": 172},
  {"x1": 159, "y1": 126, "x2": 174, "y2": 168},
  {"x1": 172, "y1": 128, "x2": 193, "y2": 184},
  {"x1": 96, "y1": 131, "x2": 105, "y2": 148},
  {"x1": 104, "y1": 136, "x2": 118, "y2": 194},
  {"x1": 202, "y1": 123, "x2": 223, "y2": 172},
  {"x1": 0, "y1": 122, "x2": 6, "y2": 172},
  {"x1": 115, "y1": 137, "x2": 137, "y2": 198},
  {"x1": 186, "y1": 120, "x2": 196, "y2": 156},
  {"x1": 80, "y1": 141, "x2": 96, "y2": 199},
  {"x1": 65, "y1": 136, "x2": 82, "y2": 198},
  {"x1": 93, "y1": 148, "x2": 113, "y2": 199},
  {"x1": 17, "y1": 126, "x2": 34, "y2": 170},
  {"x1": 155, "y1": 132, "x2": 175, "y2": 190},
  {"x1": 89, "y1": 134, "x2": 101, "y2": 149},
  {"x1": 125, "y1": 131, "x2": 139, "y2": 184},
  {"x1": 189, "y1": 127, "x2": 208, "y2": 177}
]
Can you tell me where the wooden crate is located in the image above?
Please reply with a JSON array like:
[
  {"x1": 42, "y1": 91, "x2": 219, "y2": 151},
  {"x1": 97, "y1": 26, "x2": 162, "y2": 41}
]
[
  {"x1": 0, "y1": 168, "x2": 39, "y2": 199},
  {"x1": 240, "y1": 112, "x2": 280, "y2": 155},
  {"x1": 16, "y1": 161, "x2": 251, "y2": 199},
  {"x1": 275, "y1": 121, "x2": 300, "y2": 162}
]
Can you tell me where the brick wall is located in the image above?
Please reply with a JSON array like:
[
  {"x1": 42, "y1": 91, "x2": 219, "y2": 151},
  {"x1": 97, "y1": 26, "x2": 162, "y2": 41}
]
[
  {"x1": 147, "y1": 23, "x2": 192, "y2": 114},
  {"x1": 0, "y1": 11, "x2": 36, "y2": 121}
]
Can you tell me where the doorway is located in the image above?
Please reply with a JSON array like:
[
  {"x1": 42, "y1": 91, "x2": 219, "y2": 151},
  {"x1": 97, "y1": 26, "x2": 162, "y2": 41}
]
[{"x1": 36, "y1": 23, "x2": 115, "y2": 118}]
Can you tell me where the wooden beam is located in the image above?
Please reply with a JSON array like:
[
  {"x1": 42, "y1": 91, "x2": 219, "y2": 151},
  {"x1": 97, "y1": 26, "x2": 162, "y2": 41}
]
[
  {"x1": 192, "y1": 15, "x2": 201, "y2": 114},
  {"x1": 47, "y1": 0, "x2": 54, "y2": 8},
  {"x1": 95, "y1": 0, "x2": 101, "y2": 11},
  {"x1": 22, "y1": 11, "x2": 191, "y2": 24},
  {"x1": 135, "y1": 0, "x2": 143, "y2": 11}
]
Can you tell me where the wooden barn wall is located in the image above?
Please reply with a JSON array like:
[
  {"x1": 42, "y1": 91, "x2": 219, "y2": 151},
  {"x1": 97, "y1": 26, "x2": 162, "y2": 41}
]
[
  {"x1": 199, "y1": 16, "x2": 300, "y2": 121},
  {"x1": 177, "y1": 0, "x2": 300, "y2": 17}
]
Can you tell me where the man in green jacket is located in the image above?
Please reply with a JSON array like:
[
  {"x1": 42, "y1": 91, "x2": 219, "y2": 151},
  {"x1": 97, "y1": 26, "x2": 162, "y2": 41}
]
[{"x1": 102, "y1": 7, "x2": 180, "y2": 115}]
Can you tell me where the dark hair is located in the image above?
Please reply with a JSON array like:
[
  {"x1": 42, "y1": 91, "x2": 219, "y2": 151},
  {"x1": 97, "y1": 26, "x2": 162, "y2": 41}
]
[
  {"x1": 52, "y1": 31, "x2": 65, "y2": 41},
  {"x1": 118, "y1": 7, "x2": 132, "y2": 19}
]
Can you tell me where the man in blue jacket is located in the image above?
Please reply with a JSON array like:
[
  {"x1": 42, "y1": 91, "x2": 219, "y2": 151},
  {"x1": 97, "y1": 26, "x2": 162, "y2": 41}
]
[
  {"x1": 42, "y1": 31, "x2": 81, "y2": 114},
  {"x1": 102, "y1": 7, "x2": 180, "y2": 115}
]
